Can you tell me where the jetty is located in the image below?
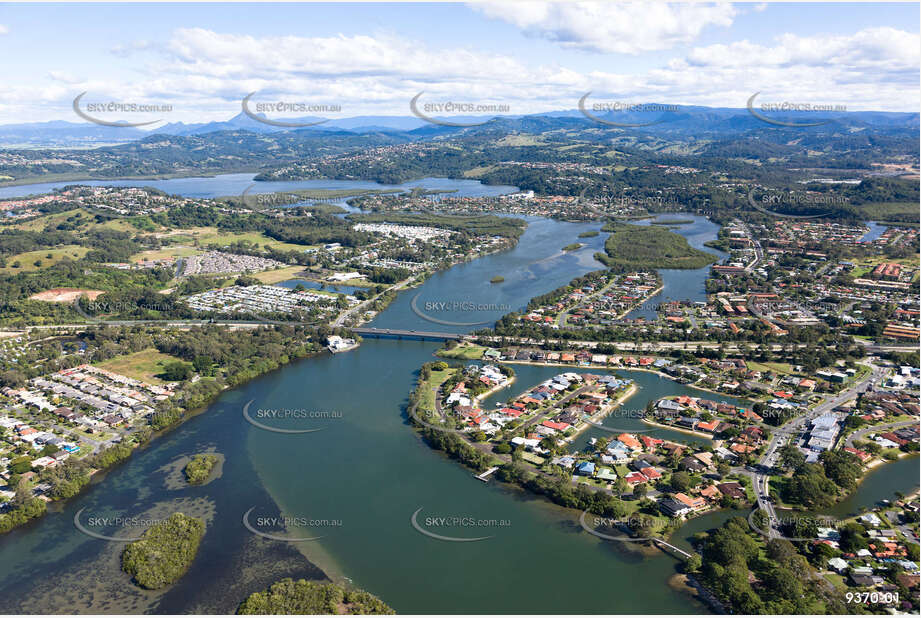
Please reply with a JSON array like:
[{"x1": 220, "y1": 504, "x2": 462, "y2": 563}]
[{"x1": 475, "y1": 466, "x2": 499, "y2": 482}]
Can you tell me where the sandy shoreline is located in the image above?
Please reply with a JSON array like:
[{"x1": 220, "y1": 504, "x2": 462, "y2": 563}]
[
  {"x1": 641, "y1": 418, "x2": 715, "y2": 440},
  {"x1": 473, "y1": 375, "x2": 517, "y2": 404}
]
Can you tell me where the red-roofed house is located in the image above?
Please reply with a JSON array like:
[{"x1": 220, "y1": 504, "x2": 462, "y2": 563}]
[
  {"x1": 641, "y1": 467, "x2": 662, "y2": 480},
  {"x1": 617, "y1": 433, "x2": 643, "y2": 451},
  {"x1": 696, "y1": 419, "x2": 720, "y2": 433},
  {"x1": 674, "y1": 493, "x2": 707, "y2": 510},
  {"x1": 624, "y1": 471, "x2": 648, "y2": 486}
]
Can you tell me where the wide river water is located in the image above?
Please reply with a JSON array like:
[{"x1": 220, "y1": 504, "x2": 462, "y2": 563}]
[{"x1": 0, "y1": 175, "x2": 915, "y2": 614}]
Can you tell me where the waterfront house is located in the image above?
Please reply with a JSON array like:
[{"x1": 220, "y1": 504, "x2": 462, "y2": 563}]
[
  {"x1": 659, "y1": 498, "x2": 692, "y2": 518},
  {"x1": 716, "y1": 482, "x2": 746, "y2": 500},
  {"x1": 541, "y1": 420, "x2": 570, "y2": 433},
  {"x1": 696, "y1": 419, "x2": 720, "y2": 433},
  {"x1": 674, "y1": 492, "x2": 707, "y2": 511},
  {"x1": 606, "y1": 443, "x2": 632, "y2": 462},
  {"x1": 617, "y1": 433, "x2": 643, "y2": 451},
  {"x1": 699, "y1": 485, "x2": 720, "y2": 501},
  {"x1": 657, "y1": 399, "x2": 683, "y2": 412}
]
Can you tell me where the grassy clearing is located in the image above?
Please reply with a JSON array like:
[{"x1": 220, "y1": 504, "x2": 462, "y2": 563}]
[
  {"x1": 494, "y1": 134, "x2": 545, "y2": 147},
  {"x1": 251, "y1": 266, "x2": 307, "y2": 284},
  {"x1": 462, "y1": 165, "x2": 499, "y2": 178},
  {"x1": 155, "y1": 226, "x2": 315, "y2": 253},
  {"x1": 96, "y1": 348, "x2": 184, "y2": 385},
  {"x1": 745, "y1": 361, "x2": 793, "y2": 375},
  {"x1": 437, "y1": 343, "x2": 487, "y2": 360},
  {"x1": 194, "y1": 228, "x2": 315, "y2": 252},
  {"x1": 419, "y1": 367, "x2": 456, "y2": 413},
  {"x1": 6, "y1": 208, "x2": 93, "y2": 232},
  {"x1": 1, "y1": 245, "x2": 89, "y2": 273}
]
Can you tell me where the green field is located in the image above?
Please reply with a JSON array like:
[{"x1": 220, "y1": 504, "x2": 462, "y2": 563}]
[
  {"x1": 251, "y1": 266, "x2": 308, "y2": 284},
  {"x1": 437, "y1": 344, "x2": 487, "y2": 360},
  {"x1": 745, "y1": 361, "x2": 793, "y2": 375},
  {"x1": 855, "y1": 202, "x2": 918, "y2": 224},
  {"x1": 1, "y1": 245, "x2": 89, "y2": 273},
  {"x1": 418, "y1": 367, "x2": 456, "y2": 413},
  {"x1": 96, "y1": 348, "x2": 185, "y2": 385},
  {"x1": 189, "y1": 228, "x2": 317, "y2": 252}
]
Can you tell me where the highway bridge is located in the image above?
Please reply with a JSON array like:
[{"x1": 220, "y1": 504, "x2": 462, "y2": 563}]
[{"x1": 351, "y1": 327, "x2": 463, "y2": 341}]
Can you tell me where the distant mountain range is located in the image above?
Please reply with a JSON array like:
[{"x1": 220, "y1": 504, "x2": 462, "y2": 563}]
[{"x1": 1, "y1": 106, "x2": 918, "y2": 148}]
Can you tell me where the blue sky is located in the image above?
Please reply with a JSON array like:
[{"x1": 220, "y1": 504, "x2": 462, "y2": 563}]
[{"x1": 0, "y1": 2, "x2": 918, "y2": 125}]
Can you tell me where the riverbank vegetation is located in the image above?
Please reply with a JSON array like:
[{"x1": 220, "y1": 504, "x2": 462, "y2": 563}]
[
  {"x1": 237, "y1": 578, "x2": 393, "y2": 614},
  {"x1": 121, "y1": 512, "x2": 205, "y2": 589},
  {"x1": 596, "y1": 222, "x2": 717, "y2": 270},
  {"x1": 690, "y1": 516, "x2": 848, "y2": 613},
  {"x1": 0, "y1": 492, "x2": 46, "y2": 534},
  {"x1": 490, "y1": 275, "x2": 504, "y2": 283},
  {"x1": 184, "y1": 453, "x2": 220, "y2": 485},
  {"x1": 561, "y1": 243, "x2": 583, "y2": 251},
  {"x1": 577, "y1": 230, "x2": 599, "y2": 238},
  {"x1": 0, "y1": 324, "x2": 334, "y2": 535}
]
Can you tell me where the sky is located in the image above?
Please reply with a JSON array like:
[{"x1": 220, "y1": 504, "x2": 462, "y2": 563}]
[{"x1": 0, "y1": 2, "x2": 918, "y2": 127}]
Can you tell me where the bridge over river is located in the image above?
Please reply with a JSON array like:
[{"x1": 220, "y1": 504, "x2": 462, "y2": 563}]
[{"x1": 351, "y1": 327, "x2": 464, "y2": 341}]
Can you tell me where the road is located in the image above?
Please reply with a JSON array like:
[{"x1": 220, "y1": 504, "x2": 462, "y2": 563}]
[
  {"x1": 741, "y1": 222, "x2": 763, "y2": 272},
  {"x1": 14, "y1": 323, "x2": 917, "y2": 356},
  {"x1": 844, "y1": 419, "x2": 919, "y2": 448},
  {"x1": 471, "y1": 335, "x2": 917, "y2": 354},
  {"x1": 332, "y1": 276, "x2": 414, "y2": 327},
  {"x1": 748, "y1": 362, "x2": 888, "y2": 538}
]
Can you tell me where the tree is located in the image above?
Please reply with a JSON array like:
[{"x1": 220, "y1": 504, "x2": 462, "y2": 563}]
[
  {"x1": 762, "y1": 567, "x2": 803, "y2": 601},
  {"x1": 670, "y1": 471, "x2": 693, "y2": 492},
  {"x1": 633, "y1": 483, "x2": 648, "y2": 499},
  {"x1": 839, "y1": 523, "x2": 869, "y2": 553},
  {"x1": 160, "y1": 361, "x2": 193, "y2": 381},
  {"x1": 779, "y1": 443, "x2": 805, "y2": 471},
  {"x1": 820, "y1": 450, "x2": 861, "y2": 490},
  {"x1": 192, "y1": 355, "x2": 215, "y2": 376},
  {"x1": 0, "y1": 370, "x2": 26, "y2": 388}
]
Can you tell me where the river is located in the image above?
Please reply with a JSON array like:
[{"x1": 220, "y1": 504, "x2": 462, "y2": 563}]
[{"x1": 0, "y1": 174, "x2": 915, "y2": 614}]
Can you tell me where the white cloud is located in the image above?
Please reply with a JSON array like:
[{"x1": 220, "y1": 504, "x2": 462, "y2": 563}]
[
  {"x1": 0, "y1": 24, "x2": 9, "y2": 35},
  {"x1": 472, "y1": 1, "x2": 736, "y2": 54},
  {"x1": 686, "y1": 27, "x2": 919, "y2": 72},
  {"x1": 5, "y1": 23, "x2": 919, "y2": 123},
  {"x1": 47, "y1": 71, "x2": 82, "y2": 85},
  {"x1": 164, "y1": 28, "x2": 528, "y2": 82}
]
